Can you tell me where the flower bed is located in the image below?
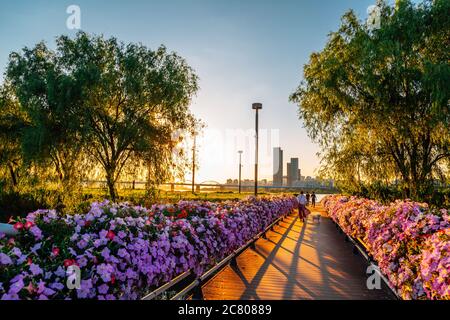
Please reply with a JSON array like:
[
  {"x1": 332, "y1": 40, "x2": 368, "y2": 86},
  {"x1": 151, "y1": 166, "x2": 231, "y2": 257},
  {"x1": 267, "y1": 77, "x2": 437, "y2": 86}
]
[
  {"x1": 0, "y1": 195, "x2": 297, "y2": 300},
  {"x1": 324, "y1": 195, "x2": 449, "y2": 300}
]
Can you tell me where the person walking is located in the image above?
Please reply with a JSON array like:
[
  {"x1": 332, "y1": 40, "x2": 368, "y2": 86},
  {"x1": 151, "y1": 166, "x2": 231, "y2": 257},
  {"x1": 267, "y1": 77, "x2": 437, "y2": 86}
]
[
  {"x1": 306, "y1": 192, "x2": 310, "y2": 206},
  {"x1": 297, "y1": 191, "x2": 307, "y2": 222},
  {"x1": 311, "y1": 192, "x2": 317, "y2": 208}
]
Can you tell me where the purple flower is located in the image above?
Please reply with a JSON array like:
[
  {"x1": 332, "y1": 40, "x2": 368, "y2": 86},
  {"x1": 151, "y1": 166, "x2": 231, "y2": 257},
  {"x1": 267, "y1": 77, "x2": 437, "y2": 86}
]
[
  {"x1": 76, "y1": 256, "x2": 88, "y2": 267},
  {"x1": 99, "y1": 230, "x2": 108, "y2": 239},
  {"x1": 77, "y1": 279, "x2": 94, "y2": 299},
  {"x1": 77, "y1": 239, "x2": 88, "y2": 249},
  {"x1": 97, "y1": 263, "x2": 114, "y2": 282},
  {"x1": 55, "y1": 266, "x2": 66, "y2": 277},
  {"x1": 31, "y1": 242, "x2": 42, "y2": 253},
  {"x1": 93, "y1": 239, "x2": 103, "y2": 248},
  {"x1": 11, "y1": 247, "x2": 22, "y2": 257},
  {"x1": 1, "y1": 293, "x2": 19, "y2": 300},
  {"x1": 125, "y1": 269, "x2": 137, "y2": 279},
  {"x1": 8, "y1": 278, "x2": 24, "y2": 294},
  {"x1": 117, "y1": 248, "x2": 128, "y2": 258},
  {"x1": 98, "y1": 284, "x2": 109, "y2": 294},
  {"x1": 0, "y1": 253, "x2": 12, "y2": 265},
  {"x1": 101, "y1": 247, "x2": 111, "y2": 260},
  {"x1": 49, "y1": 282, "x2": 65, "y2": 291},
  {"x1": 29, "y1": 263, "x2": 43, "y2": 275},
  {"x1": 29, "y1": 226, "x2": 43, "y2": 240}
]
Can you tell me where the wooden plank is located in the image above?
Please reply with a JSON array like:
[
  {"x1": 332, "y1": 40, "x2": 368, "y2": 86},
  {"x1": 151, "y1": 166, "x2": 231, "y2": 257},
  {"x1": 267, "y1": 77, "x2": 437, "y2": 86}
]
[{"x1": 202, "y1": 205, "x2": 394, "y2": 300}]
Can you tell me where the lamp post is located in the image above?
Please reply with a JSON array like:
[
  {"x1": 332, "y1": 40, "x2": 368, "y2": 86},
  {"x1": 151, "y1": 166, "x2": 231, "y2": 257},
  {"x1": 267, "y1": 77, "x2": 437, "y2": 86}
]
[
  {"x1": 191, "y1": 134, "x2": 196, "y2": 194},
  {"x1": 238, "y1": 150, "x2": 243, "y2": 193},
  {"x1": 252, "y1": 103, "x2": 262, "y2": 196}
]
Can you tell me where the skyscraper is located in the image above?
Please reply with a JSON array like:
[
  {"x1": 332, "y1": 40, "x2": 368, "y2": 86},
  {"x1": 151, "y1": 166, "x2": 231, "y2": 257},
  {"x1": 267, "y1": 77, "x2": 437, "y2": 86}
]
[
  {"x1": 286, "y1": 162, "x2": 291, "y2": 186},
  {"x1": 287, "y1": 157, "x2": 299, "y2": 186},
  {"x1": 273, "y1": 147, "x2": 283, "y2": 186}
]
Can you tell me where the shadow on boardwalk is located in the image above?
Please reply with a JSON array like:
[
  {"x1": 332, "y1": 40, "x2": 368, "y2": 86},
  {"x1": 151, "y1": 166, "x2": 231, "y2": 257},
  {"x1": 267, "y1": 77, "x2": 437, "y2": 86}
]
[{"x1": 202, "y1": 205, "x2": 394, "y2": 300}]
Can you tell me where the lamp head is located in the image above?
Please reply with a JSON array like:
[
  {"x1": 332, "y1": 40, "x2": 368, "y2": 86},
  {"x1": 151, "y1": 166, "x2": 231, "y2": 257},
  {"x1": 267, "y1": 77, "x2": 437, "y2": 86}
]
[{"x1": 252, "y1": 103, "x2": 262, "y2": 110}]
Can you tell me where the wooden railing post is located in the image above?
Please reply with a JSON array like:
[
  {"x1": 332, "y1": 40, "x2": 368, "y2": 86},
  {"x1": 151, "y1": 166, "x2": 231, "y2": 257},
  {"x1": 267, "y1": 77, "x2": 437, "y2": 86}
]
[{"x1": 191, "y1": 281, "x2": 204, "y2": 300}]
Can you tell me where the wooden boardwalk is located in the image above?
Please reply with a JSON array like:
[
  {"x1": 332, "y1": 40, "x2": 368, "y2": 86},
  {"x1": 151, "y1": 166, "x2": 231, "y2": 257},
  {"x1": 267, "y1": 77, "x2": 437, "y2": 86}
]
[{"x1": 202, "y1": 205, "x2": 394, "y2": 300}]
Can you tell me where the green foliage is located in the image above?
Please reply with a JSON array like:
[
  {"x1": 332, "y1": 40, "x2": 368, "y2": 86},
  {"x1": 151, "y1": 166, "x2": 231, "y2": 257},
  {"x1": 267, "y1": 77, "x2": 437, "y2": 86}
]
[
  {"x1": 291, "y1": 0, "x2": 450, "y2": 200},
  {"x1": 0, "y1": 84, "x2": 26, "y2": 189},
  {"x1": 429, "y1": 188, "x2": 450, "y2": 208},
  {"x1": 0, "y1": 189, "x2": 53, "y2": 222},
  {"x1": 6, "y1": 42, "x2": 87, "y2": 192},
  {"x1": 337, "y1": 179, "x2": 449, "y2": 208}
]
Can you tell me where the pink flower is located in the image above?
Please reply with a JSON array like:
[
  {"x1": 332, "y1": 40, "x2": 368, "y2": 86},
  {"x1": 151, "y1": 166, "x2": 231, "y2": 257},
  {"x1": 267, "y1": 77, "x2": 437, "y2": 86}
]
[
  {"x1": 24, "y1": 221, "x2": 34, "y2": 229},
  {"x1": 13, "y1": 222, "x2": 24, "y2": 230},
  {"x1": 52, "y1": 247, "x2": 60, "y2": 257},
  {"x1": 106, "y1": 230, "x2": 115, "y2": 241},
  {"x1": 63, "y1": 259, "x2": 76, "y2": 267}
]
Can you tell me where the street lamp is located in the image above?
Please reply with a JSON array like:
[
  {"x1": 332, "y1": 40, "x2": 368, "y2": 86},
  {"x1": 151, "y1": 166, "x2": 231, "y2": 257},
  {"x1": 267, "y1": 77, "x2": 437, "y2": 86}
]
[
  {"x1": 252, "y1": 102, "x2": 262, "y2": 196},
  {"x1": 238, "y1": 150, "x2": 243, "y2": 193},
  {"x1": 191, "y1": 134, "x2": 196, "y2": 194}
]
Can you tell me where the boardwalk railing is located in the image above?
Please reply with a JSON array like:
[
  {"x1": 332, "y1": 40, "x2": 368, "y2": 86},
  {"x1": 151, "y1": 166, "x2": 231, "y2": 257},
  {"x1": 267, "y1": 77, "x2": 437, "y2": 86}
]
[
  {"x1": 141, "y1": 211, "x2": 291, "y2": 300},
  {"x1": 0, "y1": 223, "x2": 17, "y2": 236},
  {"x1": 333, "y1": 220, "x2": 401, "y2": 300}
]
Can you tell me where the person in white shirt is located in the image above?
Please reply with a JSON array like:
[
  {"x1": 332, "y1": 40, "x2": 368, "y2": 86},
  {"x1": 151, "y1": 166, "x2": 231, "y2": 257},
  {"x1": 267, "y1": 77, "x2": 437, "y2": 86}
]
[{"x1": 297, "y1": 191, "x2": 307, "y2": 222}]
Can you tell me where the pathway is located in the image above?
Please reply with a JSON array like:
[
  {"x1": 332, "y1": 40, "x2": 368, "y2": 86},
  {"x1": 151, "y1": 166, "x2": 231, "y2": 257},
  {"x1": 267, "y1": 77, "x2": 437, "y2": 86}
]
[{"x1": 201, "y1": 205, "x2": 394, "y2": 300}]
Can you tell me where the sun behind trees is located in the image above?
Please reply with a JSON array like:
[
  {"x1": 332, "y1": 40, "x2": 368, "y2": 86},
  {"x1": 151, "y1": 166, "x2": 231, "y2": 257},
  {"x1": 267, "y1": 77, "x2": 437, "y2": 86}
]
[
  {"x1": 290, "y1": 0, "x2": 449, "y2": 203},
  {"x1": 0, "y1": 32, "x2": 199, "y2": 204}
]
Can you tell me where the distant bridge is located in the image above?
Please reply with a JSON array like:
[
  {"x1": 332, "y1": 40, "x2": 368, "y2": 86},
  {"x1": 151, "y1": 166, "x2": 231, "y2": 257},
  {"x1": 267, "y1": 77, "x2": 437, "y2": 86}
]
[{"x1": 82, "y1": 180, "x2": 336, "y2": 191}]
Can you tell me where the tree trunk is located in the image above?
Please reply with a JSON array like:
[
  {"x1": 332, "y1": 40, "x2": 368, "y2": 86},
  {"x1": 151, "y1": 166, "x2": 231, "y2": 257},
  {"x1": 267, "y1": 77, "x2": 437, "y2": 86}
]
[
  {"x1": 7, "y1": 163, "x2": 17, "y2": 187},
  {"x1": 106, "y1": 170, "x2": 117, "y2": 202}
]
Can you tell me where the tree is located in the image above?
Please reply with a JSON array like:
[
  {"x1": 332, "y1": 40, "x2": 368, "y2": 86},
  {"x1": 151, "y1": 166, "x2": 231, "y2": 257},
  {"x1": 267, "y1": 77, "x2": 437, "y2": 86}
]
[
  {"x1": 0, "y1": 84, "x2": 26, "y2": 188},
  {"x1": 55, "y1": 33, "x2": 199, "y2": 200},
  {"x1": 290, "y1": 0, "x2": 450, "y2": 199},
  {"x1": 5, "y1": 42, "x2": 87, "y2": 192},
  {"x1": 2, "y1": 32, "x2": 199, "y2": 201}
]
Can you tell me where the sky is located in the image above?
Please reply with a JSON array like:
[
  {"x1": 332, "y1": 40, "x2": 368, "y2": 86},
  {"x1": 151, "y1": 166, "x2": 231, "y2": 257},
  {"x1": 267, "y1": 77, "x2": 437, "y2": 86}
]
[{"x1": 0, "y1": 0, "x2": 397, "y2": 183}]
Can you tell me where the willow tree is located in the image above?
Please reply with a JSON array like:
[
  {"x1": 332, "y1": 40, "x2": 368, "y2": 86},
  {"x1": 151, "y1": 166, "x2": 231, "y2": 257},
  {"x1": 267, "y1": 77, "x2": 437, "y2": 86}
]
[
  {"x1": 290, "y1": 0, "x2": 449, "y2": 198},
  {"x1": 0, "y1": 84, "x2": 26, "y2": 188},
  {"x1": 5, "y1": 43, "x2": 87, "y2": 192},
  {"x1": 3, "y1": 32, "x2": 199, "y2": 201},
  {"x1": 55, "y1": 33, "x2": 199, "y2": 200}
]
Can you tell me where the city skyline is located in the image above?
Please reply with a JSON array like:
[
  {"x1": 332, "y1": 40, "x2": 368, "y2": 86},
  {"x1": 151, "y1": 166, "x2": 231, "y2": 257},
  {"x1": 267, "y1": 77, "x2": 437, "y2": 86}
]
[{"x1": 223, "y1": 146, "x2": 322, "y2": 186}]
